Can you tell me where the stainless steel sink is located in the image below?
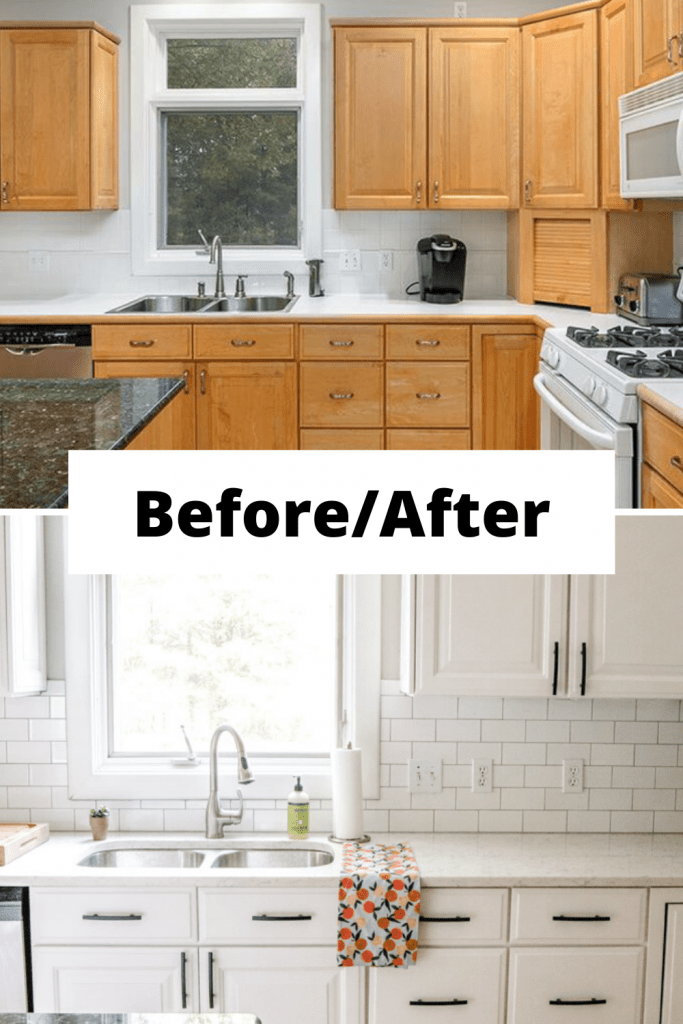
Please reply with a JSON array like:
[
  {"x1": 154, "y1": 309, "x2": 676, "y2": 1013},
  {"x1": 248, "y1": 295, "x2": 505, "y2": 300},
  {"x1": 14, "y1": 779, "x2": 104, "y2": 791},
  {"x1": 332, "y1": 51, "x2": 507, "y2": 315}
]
[
  {"x1": 106, "y1": 295, "x2": 216, "y2": 314},
  {"x1": 211, "y1": 847, "x2": 334, "y2": 869},
  {"x1": 203, "y1": 295, "x2": 298, "y2": 313},
  {"x1": 79, "y1": 848, "x2": 207, "y2": 869}
]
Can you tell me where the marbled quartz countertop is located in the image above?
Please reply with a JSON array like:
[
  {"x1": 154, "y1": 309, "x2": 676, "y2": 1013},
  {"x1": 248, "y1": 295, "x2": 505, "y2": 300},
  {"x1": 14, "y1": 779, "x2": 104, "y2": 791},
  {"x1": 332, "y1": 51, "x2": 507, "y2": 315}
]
[{"x1": 0, "y1": 377, "x2": 184, "y2": 508}]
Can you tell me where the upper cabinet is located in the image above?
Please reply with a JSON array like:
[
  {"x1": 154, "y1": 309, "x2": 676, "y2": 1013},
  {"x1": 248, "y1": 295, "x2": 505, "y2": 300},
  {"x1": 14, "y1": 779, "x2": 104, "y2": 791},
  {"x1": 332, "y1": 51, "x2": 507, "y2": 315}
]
[
  {"x1": 521, "y1": 10, "x2": 599, "y2": 209},
  {"x1": 0, "y1": 516, "x2": 47, "y2": 696},
  {"x1": 0, "y1": 24, "x2": 119, "y2": 211},
  {"x1": 334, "y1": 25, "x2": 520, "y2": 210},
  {"x1": 601, "y1": 0, "x2": 635, "y2": 210},
  {"x1": 633, "y1": 0, "x2": 682, "y2": 87}
]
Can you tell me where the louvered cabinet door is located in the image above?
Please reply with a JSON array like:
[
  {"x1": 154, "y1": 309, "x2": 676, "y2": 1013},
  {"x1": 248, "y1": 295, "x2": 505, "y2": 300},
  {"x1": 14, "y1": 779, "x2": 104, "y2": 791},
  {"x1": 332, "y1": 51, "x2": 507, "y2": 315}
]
[{"x1": 517, "y1": 209, "x2": 607, "y2": 311}]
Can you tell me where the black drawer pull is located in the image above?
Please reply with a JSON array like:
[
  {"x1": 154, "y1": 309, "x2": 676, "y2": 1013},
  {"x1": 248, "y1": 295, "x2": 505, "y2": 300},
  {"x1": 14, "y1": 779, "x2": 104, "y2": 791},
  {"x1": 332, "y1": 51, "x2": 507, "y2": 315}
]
[
  {"x1": 82, "y1": 913, "x2": 143, "y2": 921},
  {"x1": 208, "y1": 950, "x2": 215, "y2": 1009},
  {"x1": 181, "y1": 951, "x2": 188, "y2": 1009},
  {"x1": 550, "y1": 998, "x2": 607, "y2": 1006},
  {"x1": 421, "y1": 916, "x2": 471, "y2": 923},
  {"x1": 552, "y1": 915, "x2": 611, "y2": 922},
  {"x1": 410, "y1": 999, "x2": 468, "y2": 1006},
  {"x1": 552, "y1": 640, "x2": 559, "y2": 695},
  {"x1": 252, "y1": 913, "x2": 312, "y2": 921},
  {"x1": 580, "y1": 641, "x2": 587, "y2": 695}
]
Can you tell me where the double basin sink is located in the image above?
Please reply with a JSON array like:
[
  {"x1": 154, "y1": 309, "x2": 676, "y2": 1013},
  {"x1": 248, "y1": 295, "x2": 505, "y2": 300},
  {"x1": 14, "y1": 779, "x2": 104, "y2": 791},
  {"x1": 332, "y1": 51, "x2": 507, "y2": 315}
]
[
  {"x1": 78, "y1": 840, "x2": 334, "y2": 871},
  {"x1": 106, "y1": 294, "x2": 298, "y2": 315}
]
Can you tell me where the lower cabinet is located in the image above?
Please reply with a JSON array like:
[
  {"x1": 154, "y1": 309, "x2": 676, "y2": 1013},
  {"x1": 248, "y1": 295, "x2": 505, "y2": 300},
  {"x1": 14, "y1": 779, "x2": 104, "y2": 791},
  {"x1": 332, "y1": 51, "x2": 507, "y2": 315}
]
[
  {"x1": 196, "y1": 362, "x2": 298, "y2": 450},
  {"x1": 94, "y1": 360, "x2": 196, "y2": 448},
  {"x1": 640, "y1": 401, "x2": 683, "y2": 508},
  {"x1": 471, "y1": 324, "x2": 541, "y2": 449}
]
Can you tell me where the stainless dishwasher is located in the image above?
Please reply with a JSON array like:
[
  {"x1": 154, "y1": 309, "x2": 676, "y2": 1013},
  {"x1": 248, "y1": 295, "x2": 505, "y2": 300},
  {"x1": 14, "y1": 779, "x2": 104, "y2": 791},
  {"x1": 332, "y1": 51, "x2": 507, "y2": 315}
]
[
  {"x1": 0, "y1": 887, "x2": 31, "y2": 1010},
  {"x1": 0, "y1": 323, "x2": 92, "y2": 378}
]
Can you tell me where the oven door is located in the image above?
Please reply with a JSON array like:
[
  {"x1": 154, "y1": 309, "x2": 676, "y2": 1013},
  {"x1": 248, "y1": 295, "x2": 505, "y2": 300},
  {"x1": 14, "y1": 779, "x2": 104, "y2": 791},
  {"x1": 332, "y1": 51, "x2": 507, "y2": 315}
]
[
  {"x1": 534, "y1": 371, "x2": 635, "y2": 509},
  {"x1": 620, "y1": 92, "x2": 683, "y2": 198}
]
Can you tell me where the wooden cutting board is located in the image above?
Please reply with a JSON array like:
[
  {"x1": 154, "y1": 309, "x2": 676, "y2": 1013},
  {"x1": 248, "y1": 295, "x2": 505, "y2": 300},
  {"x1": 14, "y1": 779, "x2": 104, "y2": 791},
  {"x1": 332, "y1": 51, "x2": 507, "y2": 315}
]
[{"x1": 0, "y1": 823, "x2": 49, "y2": 866}]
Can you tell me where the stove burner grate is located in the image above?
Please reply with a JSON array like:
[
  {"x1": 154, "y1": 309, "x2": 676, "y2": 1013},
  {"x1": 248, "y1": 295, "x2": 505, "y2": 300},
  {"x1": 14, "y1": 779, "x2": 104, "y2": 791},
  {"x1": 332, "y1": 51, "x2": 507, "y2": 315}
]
[
  {"x1": 606, "y1": 348, "x2": 683, "y2": 379},
  {"x1": 567, "y1": 325, "x2": 683, "y2": 349}
]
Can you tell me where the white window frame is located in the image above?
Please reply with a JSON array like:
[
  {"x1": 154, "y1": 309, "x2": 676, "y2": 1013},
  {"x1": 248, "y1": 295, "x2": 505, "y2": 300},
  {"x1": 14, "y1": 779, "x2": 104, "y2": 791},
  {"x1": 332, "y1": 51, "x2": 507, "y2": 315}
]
[
  {"x1": 65, "y1": 574, "x2": 380, "y2": 802},
  {"x1": 130, "y1": 4, "x2": 322, "y2": 277}
]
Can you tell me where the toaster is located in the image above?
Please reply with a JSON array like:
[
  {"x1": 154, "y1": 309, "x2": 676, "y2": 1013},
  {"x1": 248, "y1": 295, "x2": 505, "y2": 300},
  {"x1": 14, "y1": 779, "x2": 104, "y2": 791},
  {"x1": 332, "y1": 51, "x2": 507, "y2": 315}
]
[{"x1": 614, "y1": 273, "x2": 683, "y2": 326}]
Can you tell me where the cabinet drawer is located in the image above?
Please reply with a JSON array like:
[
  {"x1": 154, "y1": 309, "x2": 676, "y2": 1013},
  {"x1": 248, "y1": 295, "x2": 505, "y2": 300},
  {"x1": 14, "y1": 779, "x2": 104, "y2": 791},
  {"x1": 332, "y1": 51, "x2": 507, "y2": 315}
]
[
  {"x1": 642, "y1": 403, "x2": 683, "y2": 494},
  {"x1": 300, "y1": 428, "x2": 383, "y2": 449},
  {"x1": 508, "y1": 948, "x2": 643, "y2": 1024},
  {"x1": 93, "y1": 325, "x2": 192, "y2": 360},
  {"x1": 387, "y1": 363, "x2": 469, "y2": 427},
  {"x1": 198, "y1": 888, "x2": 336, "y2": 944},
  {"x1": 420, "y1": 888, "x2": 508, "y2": 946},
  {"x1": 386, "y1": 324, "x2": 470, "y2": 360},
  {"x1": 300, "y1": 363, "x2": 383, "y2": 427},
  {"x1": 31, "y1": 887, "x2": 196, "y2": 944},
  {"x1": 194, "y1": 325, "x2": 294, "y2": 359},
  {"x1": 511, "y1": 888, "x2": 646, "y2": 944},
  {"x1": 369, "y1": 948, "x2": 506, "y2": 1024},
  {"x1": 386, "y1": 429, "x2": 470, "y2": 449},
  {"x1": 300, "y1": 324, "x2": 383, "y2": 359}
]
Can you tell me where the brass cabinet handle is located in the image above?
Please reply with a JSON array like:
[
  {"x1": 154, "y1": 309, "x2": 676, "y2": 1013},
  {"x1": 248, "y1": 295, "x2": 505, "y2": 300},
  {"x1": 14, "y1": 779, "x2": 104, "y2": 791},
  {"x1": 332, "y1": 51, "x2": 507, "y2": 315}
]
[
  {"x1": 433, "y1": 181, "x2": 439, "y2": 205},
  {"x1": 524, "y1": 180, "x2": 533, "y2": 203},
  {"x1": 671, "y1": 456, "x2": 683, "y2": 472},
  {"x1": 329, "y1": 340, "x2": 354, "y2": 347},
  {"x1": 230, "y1": 339, "x2": 256, "y2": 347},
  {"x1": 679, "y1": 34, "x2": 683, "y2": 60},
  {"x1": 183, "y1": 369, "x2": 190, "y2": 394},
  {"x1": 416, "y1": 339, "x2": 441, "y2": 347},
  {"x1": 668, "y1": 35, "x2": 679, "y2": 63},
  {"x1": 129, "y1": 339, "x2": 155, "y2": 348},
  {"x1": 329, "y1": 392, "x2": 354, "y2": 399},
  {"x1": 1, "y1": 181, "x2": 8, "y2": 204},
  {"x1": 416, "y1": 180, "x2": 422, "y2": 205},
  {"x1": 200, "y1": 369, "x2": 206, "y2": 395},
  {"x1": 416, "y1": 392, "x2": 441, "y2": 400}
]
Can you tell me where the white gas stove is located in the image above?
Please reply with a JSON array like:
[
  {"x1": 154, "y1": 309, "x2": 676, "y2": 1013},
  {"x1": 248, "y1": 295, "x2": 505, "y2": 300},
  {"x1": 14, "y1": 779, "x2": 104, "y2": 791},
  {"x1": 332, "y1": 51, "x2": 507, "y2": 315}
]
[{"x1": 536, "y1": 324, "x2": 683, "y2": 508}]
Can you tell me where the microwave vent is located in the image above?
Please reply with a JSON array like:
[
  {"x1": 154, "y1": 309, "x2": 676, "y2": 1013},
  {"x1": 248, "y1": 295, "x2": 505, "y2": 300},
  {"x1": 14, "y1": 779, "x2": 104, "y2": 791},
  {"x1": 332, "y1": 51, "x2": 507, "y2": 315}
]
[{"x1": 620, "y1": 71, "x2": 683, "y2": 116}]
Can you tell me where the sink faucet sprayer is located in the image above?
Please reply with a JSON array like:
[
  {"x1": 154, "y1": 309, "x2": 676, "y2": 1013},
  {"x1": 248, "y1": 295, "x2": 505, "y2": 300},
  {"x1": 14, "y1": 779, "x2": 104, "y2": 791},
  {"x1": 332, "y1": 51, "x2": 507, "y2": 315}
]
[{"x1": 206, "y1": 724, "x2": 254, "y2": 838}]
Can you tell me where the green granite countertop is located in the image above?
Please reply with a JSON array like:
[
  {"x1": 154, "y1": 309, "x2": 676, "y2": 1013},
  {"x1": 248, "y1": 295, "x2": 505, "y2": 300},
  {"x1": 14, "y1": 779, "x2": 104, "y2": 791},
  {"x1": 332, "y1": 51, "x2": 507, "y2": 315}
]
[{"x1": 0, "y1": 377, "x2": 184, "y2": 509}]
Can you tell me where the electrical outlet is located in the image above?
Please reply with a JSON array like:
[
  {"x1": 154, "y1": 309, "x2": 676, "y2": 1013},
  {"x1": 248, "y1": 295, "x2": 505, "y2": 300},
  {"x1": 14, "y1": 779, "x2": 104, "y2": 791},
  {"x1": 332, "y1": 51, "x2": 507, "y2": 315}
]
[
  {"x1": 408, "y1": 758, "x2": 442, "y2": 794},
  {"x1": 472, "y1": 758, "x2": 493, "y2": 794},
  {"x1": 454, "y1": 2, "x2": 467, "y2": 16},
  {"x1": 563, "y1": 759, "x2": 584, "y2": 794},
  {"x1": 340, "y1": 250, "x2": 361, "y2": 272},
  {"x1": 380, "y1": 251, "x2": 394, "y2": 271},
  {"x1": 28, "y1": 251, "x2": 50, "y2": 274}
]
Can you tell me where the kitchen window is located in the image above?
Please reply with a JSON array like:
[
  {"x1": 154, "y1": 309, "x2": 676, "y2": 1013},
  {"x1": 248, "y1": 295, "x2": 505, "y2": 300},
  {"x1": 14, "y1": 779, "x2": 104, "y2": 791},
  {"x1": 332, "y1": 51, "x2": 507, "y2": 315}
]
[{"x1": 131, "y1": 4, "x2": 322, "y2": 276}]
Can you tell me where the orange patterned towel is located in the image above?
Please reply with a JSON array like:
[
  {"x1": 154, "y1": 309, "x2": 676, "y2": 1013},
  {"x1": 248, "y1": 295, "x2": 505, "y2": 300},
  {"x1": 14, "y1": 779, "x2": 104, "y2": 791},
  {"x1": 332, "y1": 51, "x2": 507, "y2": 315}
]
[{"x1": 337, "y1": 841, "x2": 420, "y2": 968}]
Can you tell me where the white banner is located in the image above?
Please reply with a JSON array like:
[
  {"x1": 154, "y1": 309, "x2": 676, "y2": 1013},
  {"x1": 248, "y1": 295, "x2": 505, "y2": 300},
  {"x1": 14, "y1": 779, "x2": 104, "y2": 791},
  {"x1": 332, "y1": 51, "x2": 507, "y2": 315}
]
[{"x1": 67, "y1": 449, "x2": 616, "y2": 574}]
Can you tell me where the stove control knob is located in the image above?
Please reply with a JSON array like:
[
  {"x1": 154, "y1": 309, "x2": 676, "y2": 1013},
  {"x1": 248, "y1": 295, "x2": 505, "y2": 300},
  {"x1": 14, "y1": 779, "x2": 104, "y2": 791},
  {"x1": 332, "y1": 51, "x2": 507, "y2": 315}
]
[
  {"x1": 583, "y1": 376, "x2": 596, "y2": 398},
  {"x1": 544, "y1": 344, "x2": 560, "y2": 369},
  {"x1": 593, "y1": 384, "x2": 608, "y2": 407}
]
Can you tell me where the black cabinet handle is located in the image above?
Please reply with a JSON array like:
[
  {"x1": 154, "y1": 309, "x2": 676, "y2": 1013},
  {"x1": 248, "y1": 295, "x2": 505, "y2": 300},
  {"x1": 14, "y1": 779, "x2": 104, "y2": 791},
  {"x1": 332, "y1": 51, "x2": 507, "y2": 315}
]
[
  {"x1": 550, "y1": 998, "x2": 607, "y2": 1006},
  {"x1": 181, "y1": 952, "x2": 188, "y2": 1009},
  {"x1": 251, "y1": 914, "x2": 312, "y2": 921},
  {"x1": 552, "y1": 640, "x2": 559, "y2": 695},
  {"x1": 410, "y1": 999, "x2": 468, "y2": 1006},
  {"x1": 82, "y1": 913, "x2": 142, "y2": 921},
  {"x1": 553, "y1": 914, "x2": 611, "y2": 922},
  {"x1": 421, "y1": 916, "x2": 471, "y2": 923},
  {"x1": 208, "y1": 951, "x2": 215, "y2": 1009},
  {"x1": 580, "y1": 641, "x2": 587, "y2": 695}
]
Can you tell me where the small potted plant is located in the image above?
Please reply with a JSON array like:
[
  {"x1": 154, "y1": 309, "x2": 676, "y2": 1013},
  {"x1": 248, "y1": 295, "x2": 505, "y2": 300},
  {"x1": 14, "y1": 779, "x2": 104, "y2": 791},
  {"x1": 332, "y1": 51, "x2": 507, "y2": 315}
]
[{"x1": 90, "y1": 804, "x2": 110, "y2": 841}]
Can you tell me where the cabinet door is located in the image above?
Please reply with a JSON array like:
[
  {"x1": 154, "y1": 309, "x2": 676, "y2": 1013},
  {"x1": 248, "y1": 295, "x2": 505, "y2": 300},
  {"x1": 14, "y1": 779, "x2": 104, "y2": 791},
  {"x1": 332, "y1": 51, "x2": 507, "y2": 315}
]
[
  {"x1": 633, "y1": 0, "x2": 680, "y2": 87},
  {"x1": 0, "y1": 515, "x2": 47, "y2": 695},
  {"x1": 94, "y1": 361, "x2": 196, "y2": 449},
  {"x1": 196, "y1": 362, "x2": 297, "y2": 450},
  {"x1": 522, "y1": 11, "x2": 598, "y2": 208},
  {"x1": 601, "y1": 0, "x2": 635, "y2": 210},
  {"x1": 412, "y1": 575, "x2": 567, "y2": 697},
  {"x1": 200, "y1": 946, "x2": 363, "y2": 1023},
  {"x1": 32, "y1": 947, "x2": 197, "y2": 1012},
  {"x1": 0, "y1": 29, "x2": 91, "y2": 210},
  {"x1": 641, "y1": 464, "x2": 683, "y2": 509},
  {"x1": 90, "y1": 30, "x2": 119, "y2": 209},
  {"x1": 661, "y1": 904, "x2": 683, "y2": 1023},
  {"x1": 471, "y1": 325, "x2": 540, "y2": 449},
  {"x1": 369, "y1": 948, "x2": 506, "y2": 1024},
  {"x1": 568, "y1": 517, "x2": 683, "y2": 698},
  {"x1": 334, "y1": 27, "x2": 427, "y2": 209},
  {"x1": 429, "y1": 27, "x2": 520, "y2": 209}
]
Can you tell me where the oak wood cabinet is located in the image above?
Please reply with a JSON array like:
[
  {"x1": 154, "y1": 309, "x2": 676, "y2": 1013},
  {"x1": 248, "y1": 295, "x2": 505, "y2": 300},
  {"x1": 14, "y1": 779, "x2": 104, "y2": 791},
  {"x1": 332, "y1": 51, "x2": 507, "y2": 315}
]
[
  {"x1": 471, "y1": 324, "x2": 540, "y2": 449},
  {"x1": 196, "y1": 362, "x2": 298, "y2": 450},
  {"x1": 633, "y1": 0, "x2": 682, "y2": 87},
  {"x1": 601, "y1": 0, "x2": 635, "y2": 210},
  {"x1": 641, "y1": 464, "x2": 683, "y2": 508},
  {"x1": 641, "y1": 400, "x2": 683, "y2": 507},
  {"x1": 94, "y1": 361, "x2": 196, "y2": 449},
  {"x1": 0, "y1": 24, "x2": 119, "y2": 211},
  {"x1": 521, "y1": 10, "x2": 599, "y2": 209}
]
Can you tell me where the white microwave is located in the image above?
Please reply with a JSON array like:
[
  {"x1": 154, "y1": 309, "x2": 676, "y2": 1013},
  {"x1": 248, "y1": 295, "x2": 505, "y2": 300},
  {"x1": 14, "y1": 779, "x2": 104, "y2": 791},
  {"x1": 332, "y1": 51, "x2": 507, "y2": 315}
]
[{"x1": 620, "y1": 71, "x2": 683, "y2": 198}]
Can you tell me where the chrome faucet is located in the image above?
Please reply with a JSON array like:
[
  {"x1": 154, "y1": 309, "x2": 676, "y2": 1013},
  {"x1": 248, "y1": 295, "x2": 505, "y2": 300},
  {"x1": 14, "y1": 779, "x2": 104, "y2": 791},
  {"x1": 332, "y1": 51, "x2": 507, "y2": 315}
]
[
  {"x1": 283, "y1": 271, "x2": 295, "y2": 299},
  {"x1": 209, "y1": 236, "x2": 226, "y2": 298},
  {"x1": 205, "y1": 724, "x2": 254, "y2": 838},
  {"x1": 306, "y1": 258, "x2": 325, "y2": 297}
]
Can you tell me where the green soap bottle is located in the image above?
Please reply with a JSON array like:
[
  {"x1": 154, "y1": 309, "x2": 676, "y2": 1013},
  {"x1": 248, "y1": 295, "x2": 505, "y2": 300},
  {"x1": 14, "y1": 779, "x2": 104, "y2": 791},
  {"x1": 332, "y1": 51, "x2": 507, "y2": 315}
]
[{"x1": 287, "y1": 776, "x2": 309, "y2": 839}]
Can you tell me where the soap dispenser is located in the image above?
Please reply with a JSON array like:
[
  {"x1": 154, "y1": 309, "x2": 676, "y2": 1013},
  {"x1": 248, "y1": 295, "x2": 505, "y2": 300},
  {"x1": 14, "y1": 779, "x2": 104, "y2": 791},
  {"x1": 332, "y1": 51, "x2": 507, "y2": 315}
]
[{"x1": 287, "y1": 776, "x2": 309, "y2": 839}]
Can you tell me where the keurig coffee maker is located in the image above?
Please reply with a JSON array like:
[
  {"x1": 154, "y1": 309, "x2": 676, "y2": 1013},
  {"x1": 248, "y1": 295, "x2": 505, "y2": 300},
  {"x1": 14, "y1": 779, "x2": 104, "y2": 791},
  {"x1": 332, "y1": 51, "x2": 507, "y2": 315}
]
[{"x1": 417, "y1": 234, "x2": 467, "y2": 303}]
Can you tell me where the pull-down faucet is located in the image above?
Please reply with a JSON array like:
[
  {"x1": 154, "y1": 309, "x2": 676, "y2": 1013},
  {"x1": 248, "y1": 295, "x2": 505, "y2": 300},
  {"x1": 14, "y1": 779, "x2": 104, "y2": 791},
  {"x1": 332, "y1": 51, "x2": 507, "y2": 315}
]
[
  {"x1": 209, "y1": 236, "x2": 226, "y2": 298},
  {"x1": 205, "y1": 724, "x2": 254, "y2": 838}
]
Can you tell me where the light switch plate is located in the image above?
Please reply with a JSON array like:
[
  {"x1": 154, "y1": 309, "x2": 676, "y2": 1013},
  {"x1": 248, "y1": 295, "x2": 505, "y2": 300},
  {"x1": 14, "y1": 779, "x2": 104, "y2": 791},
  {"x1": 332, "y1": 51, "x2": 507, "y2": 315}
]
[
  {"x1": 340, "y1": 250, "x2": 361, "y2": 272},
  {"x1": 408, "y1": 758, "x2": 442, "y2": 793},
  {"x1": 28, "y1": 251, "x2": 50, "y2": 274}
]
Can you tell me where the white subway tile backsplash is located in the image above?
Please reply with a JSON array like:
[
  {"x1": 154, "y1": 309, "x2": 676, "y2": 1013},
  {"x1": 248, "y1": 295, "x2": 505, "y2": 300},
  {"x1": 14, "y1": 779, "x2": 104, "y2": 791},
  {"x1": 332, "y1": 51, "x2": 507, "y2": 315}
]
[
  {"x1": 637, "y1": 700, "x2": 680, "y2": 721},
  {"x1": 523, "y1": 811, "x2": 566, "y2": 833},
  {"x1": 633, "y1": 789, "x2": 676, "y2": 811},
  {"x1": 591, "y1": 744, "x2": 635, "y2": 766},
  {"x1": 0, "y1": 721, "x2": 29, "y2": 741},
  {"x1": 611, "y1": 811, "x2": 654, "y2": 833},
  {"x1": 482, "y1": 720, "x2": 526, "y2": 743},
  {"x1": 525, "y1": 721, "x2": 569, "y2": 743},
  {"x1": 391, "y1": 719, "x2": 435, "y2": 742},
  {"x1": 8, "y1": 786, "x2": 51, "y2": 807},
  {"x1": 479, "y1": 810, "x2": 523, "y2": 832},
  {"x1": 593, "y1": 700, "x2": 636, "y2": 721},
  {"x1": 4, "y1": 697, "x2": 50, "y2": 719},
  {"x1": 615, "y1": 722, "x2": 658, "y2": 744},
  {"x1": 612, "y1": 767, "x2": 656, "y2": 789},
  {"x1": 458, "y1": 697, "x2": 503, "y2": 719},
  {"x1": 436, "y1": 719, "x2": 481, "y2": 742},
  {"x1": 502, "y1": 743, "x2": 547, "y2": 765},
  {"x1": 6, "y1": 741, "x2": 51, "y2": 763},
  {"x1": 635, "y1": 744, "x2": 678, "y2": 767},
  {"x1": 549, "y1": 700, "x2": 591, "y2": 720},
  {"x1": 571, "y1": 721, "x2": 615, "y2": 744},
  {"x1": 29, "y1": 719, "x2": 66, "y2": 742},
  {"x1": 589, "y1": 789, "x2": 633, "y2": 811}
]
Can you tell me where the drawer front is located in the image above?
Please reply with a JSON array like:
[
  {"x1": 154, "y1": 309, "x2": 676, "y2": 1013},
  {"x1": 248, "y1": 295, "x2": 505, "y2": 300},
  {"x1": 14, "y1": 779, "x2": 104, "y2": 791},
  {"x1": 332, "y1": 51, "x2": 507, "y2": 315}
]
[
  {"x1": 386, "y1": 324, "x2": 470, "y2": 360},
  {"x1": 93, "y1": 325, "x2": 192, "y2": 360},
  {"x1": 508, "y1": 948, "x2": 643, "y2": 1024},
  {"x1": 420, "y1": 888, "x2": 508, "y2": 946},
  {"x1": 300, "y1": 324, "x2": 383, "y2": 360},
  {"x1": 194, "y1": 325, "x2": 294, "y2": 359},
  {"x1": 511, "y1": 888, "x2": 646, "y2": 944},
  {"x1": 30, "y1": 888, "x2": 196, "y2": 944},
  {"x1": 386, "y1": 429, "x2": 470, "y2": 450},
  {"x1": 300, "y1": 428, "x2": 384, "y2": 449},
  {"x1": 369, "y1": 948, "x2": 506, "y2": 1024},
  {"x1": 387, "y1": 363, "x2": 470, "y2": 427},
  {"x1": 198, "y1": 888, "x2": 336, "y2": 944},
  {"x1": 642, "y1": 403, "x2": 683, "y2": 494},
  {"x1": 300, "y1": 363, "x2": 384, "y2": 427}
]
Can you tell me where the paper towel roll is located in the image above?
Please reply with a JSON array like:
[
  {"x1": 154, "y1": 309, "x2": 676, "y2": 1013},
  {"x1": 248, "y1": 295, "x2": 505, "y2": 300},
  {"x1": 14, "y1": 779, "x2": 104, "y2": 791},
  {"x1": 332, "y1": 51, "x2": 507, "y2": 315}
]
[{"x1": 331, "y1": 746, "x2": 365, "y2": 840}]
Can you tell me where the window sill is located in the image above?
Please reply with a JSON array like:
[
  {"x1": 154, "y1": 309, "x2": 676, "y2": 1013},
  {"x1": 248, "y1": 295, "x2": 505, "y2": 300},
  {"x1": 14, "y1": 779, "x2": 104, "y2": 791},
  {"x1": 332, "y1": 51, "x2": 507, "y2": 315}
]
[{"x1": 132, "y1": 249, "x2": 313, "y2": 278}]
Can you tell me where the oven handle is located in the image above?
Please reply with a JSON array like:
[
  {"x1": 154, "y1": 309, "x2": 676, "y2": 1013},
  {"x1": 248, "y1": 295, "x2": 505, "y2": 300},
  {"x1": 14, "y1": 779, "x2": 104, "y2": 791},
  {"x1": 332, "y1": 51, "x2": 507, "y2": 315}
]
[{"x1": 533, "y1": 374, "x2": 617, "y2": 450}]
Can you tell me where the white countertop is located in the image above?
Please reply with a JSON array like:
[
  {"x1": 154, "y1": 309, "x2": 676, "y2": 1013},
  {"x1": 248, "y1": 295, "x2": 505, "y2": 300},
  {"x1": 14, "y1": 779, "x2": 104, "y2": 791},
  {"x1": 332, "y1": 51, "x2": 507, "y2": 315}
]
[
  {"x1": 4, "y1": 832, "x2": 683, "y2": 889},
  {"x1": 638, "y1": 381, "x2": 683, "y2": 427}
]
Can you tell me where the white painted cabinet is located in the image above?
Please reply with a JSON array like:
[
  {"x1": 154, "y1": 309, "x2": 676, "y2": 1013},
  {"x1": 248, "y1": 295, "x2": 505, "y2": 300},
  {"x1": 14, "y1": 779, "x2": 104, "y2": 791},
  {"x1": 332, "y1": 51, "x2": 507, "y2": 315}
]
[
  {"x1": 644, "y1": 890, "x2": 683, "y2": 1024},
  {"x1": 32, "y1": 946, "x2": 197, "y2": 1012},
  {"x1": 0, "y1": 515, "x2": 47, "y2": 695},
  {"x1": 661, "y1": 905, "x2": 683, "y2": 1024}
]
